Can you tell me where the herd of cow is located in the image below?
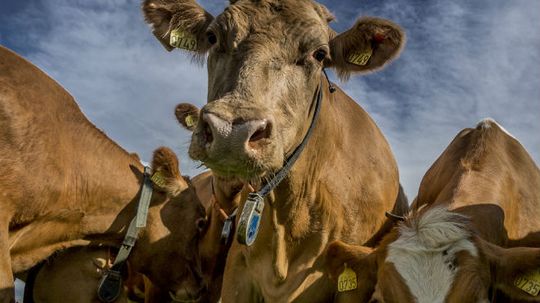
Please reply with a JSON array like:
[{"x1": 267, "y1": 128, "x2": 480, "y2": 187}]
[{"x1": 1, "y1": 0, "x2": 539, "y2": 302}]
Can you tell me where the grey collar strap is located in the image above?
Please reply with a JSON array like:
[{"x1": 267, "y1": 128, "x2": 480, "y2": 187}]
[
  {"x1": 237, "y1": 74, "x2": 326, "y2": 246},
  {"x1": 97, "y1": 166, "x2": 154, "y2": 303}
]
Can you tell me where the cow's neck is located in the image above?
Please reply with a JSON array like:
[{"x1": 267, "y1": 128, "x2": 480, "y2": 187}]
[
  {"x1": 270, "y1": 78, "x2": 337, "y2": 231},
  {"x1": 65, "y1": 121, "x2": 144, "y2": 236},
  {"x1": 260, "y1": 79, "x2": 338, "y2": 281}
]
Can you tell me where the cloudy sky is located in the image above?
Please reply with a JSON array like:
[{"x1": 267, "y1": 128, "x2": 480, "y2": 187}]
[{"x1": 1, "y1": 0, "x2": 539, "y2": 200}]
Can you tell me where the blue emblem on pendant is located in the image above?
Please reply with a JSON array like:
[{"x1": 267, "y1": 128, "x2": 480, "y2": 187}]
[{"x1": 237, "y1": 193, "x2": 265, "y2": 246}]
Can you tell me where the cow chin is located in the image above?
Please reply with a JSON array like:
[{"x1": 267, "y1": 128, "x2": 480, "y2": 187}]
[
  {"x1": 189, "y1": 133, "x2": 284, "y2": 182},
  {"x1": 169, "y1": 288, "x2": 203, "y2": 303}
]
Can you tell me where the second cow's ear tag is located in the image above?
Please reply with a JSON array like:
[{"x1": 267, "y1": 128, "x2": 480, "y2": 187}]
[
  {"x1": 347, "y1": 46, "x2": 373, "y2": 66},
  {"x1": 185, "y1": 115, "x2": 196, "y2": 129},
  {"x1": 151, "y1": 171, "x2": 167, "y2": 188},
  {"x1": 337, "y1": 263, "x2": 357, "y2": 292},
  {"x1": 170, "y1": 28, "x2": 198, "y2": 51},
  {"x1": 514, "y1": 268, "x2": 540, "y2": 296}
]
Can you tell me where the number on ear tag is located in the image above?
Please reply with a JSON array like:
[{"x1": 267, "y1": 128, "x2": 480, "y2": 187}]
[
  {"x1": 151, "y1": 171, "x2": 167, "y2": 188},
  {"x1": 170, "y1": 29, "x2": 198, "y2": 51},
  {"x1": 515, "y1": 269, "x2": 540, "y2": 296},
  {"x1": 347, "y1": 47, "x2": 373, "y2": 66},
  {"x1": 185, "y1": 115, "x2": 196, "y2": 128},
  {"x1": 337, "y1": 263, "x2": 357, "y2": 292}
]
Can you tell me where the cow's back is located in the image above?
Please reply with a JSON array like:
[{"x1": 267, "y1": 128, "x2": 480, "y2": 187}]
[
  {"x1": 414, "y1": 119, "x2": 540, "y2": 244},
  {"x1": 0, "y1": 46, "x2": 124, "y2": 226}
]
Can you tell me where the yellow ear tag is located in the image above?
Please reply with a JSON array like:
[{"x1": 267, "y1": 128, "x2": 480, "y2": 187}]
[
  {"x1": 514, "y1": 269, "x2": 540, "y2": 296},
  {"x1": 169, "y1": 28, "x2": 198, "y2": 51},
  {"x1": 151, "y1": 171, "x2": 167, "y2": 188},
  {"x1": 347, "y1": 47, "x2": 373, "y2": 66},
  {"x1": 337, "y1": 263, "x2": 357, "y2": 292},
  {"x1": 185, "y1": 115, "x2": 196, "y2": 128}
]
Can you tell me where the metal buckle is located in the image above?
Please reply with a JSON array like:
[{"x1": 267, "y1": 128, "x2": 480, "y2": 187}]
[
  {"x1": 97, "y1": 269, "x2": 123, "y2": 303},
  {"x1": 237, "y1": 193, "x2": 265, "y2": 246}
]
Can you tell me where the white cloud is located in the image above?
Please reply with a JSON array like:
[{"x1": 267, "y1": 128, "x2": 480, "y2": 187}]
[
  {"x1": 3, "y1": 0, "x2": 539, "y2": 199},
  {"x1": 329, "y1": 0, "x2": 540, "y2": 197}
]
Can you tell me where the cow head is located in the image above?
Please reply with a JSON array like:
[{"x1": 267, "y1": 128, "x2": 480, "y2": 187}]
[
  {"x1": 131, "y1": 147, "x2": 207, "y2": 302},
  {"x1": 143, "y1": 0, "x2": 405, "y2": 181},
  {"x1": 325, "y1": 208, "x2": 540, "y2": 303}
]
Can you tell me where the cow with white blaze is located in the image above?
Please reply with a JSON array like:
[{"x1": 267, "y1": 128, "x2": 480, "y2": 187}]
[{"x1": 327, "y1": 119, "x2": 540, "y2": 303}]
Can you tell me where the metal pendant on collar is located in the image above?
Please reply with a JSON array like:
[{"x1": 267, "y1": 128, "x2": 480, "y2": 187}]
[
  {"x1": 237, "y1": 193, "x2": 265, "y2": 246},
  {"x1": 221, "y1": 208, "x2": 237, "y2": 245},
  {"x1": 237, "y1": 71, "x2": 328, "y2": 246}
]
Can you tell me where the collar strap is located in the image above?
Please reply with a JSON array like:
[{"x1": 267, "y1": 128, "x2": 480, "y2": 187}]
[
  {"x1": 97, "y1": 166, "x2": 153, "y2": 303},
  {"x1": 211, "y1": 178, "x2": 239, "y2": 245},
  {"x1": 237, "y1": 74, "x2": 325, "y2": 246}
]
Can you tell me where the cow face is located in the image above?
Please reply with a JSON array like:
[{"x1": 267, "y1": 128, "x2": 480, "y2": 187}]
[
  {"x1": 143, "y1": 0, "x2": 404, "y2": 181},
  {"x1": 326, "y1": 208, "x2": 540, "y2": 303},
  {"x1": 130, "y1": 147, "x2": 207, "y2": 302}
]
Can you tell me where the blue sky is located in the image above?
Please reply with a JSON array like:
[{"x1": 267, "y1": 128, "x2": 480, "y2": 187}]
[{"x1": 1, "y1": 0, "x2": 539, "y2": 200}]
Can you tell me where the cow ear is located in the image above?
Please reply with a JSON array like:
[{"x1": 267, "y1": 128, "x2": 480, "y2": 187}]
[
  {"x1": 150, "y1": 147, "x2": 188, "y2": 196},
  {"x1": 327, "y1": 17, "x2": 405, "y2": 79},
  {"x1": 175, "y1": 103, "x2": 200, "y2": 131},
  {"x1": 480, "y1": 238, "x2": 540, "y2": 300},
  {"x1": 142, "y1": 0, "x2": 214, "y2": 53},
  {"x1": 325, "y1": 241, "x2": 378, "y2": 302}
]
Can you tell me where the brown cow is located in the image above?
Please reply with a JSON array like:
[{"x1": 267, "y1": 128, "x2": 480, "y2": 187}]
[
  {"x1": 143, "y1": 0, "x2": 408, "y2": 301},
  {"x1": 0, "y1": 46, "x2": 207, "y2": 303},
  {"x1": 27, "y1": 170, "x2": 244, "y2": 302},
  {"x1": 326, "y1": 119, "x2": 540, "y2": 302}
]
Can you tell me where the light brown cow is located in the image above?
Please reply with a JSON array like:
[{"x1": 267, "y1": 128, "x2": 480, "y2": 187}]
[
  {"x1": 0, "y1": 46, "x2": 207, "y2": 303},
  {"x1": 327, "y1": 119, "x2": 540, "y2": 303},
  {"x1": 143, "y1": 0, "x2": 408, "y2": 301}
]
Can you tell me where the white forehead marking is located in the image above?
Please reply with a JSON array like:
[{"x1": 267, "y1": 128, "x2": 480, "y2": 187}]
[{"x1": 386, "y1": 208, "x2": 478, "y2": 303}]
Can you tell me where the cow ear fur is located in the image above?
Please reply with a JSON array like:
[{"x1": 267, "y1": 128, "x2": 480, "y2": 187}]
[
  {"x1": 479, "y1": 237, "x2": 540, "y2": 300},
  {"x1": 175, "y1": 103, "x2": 200, "y2": 131},
  {"x1": 327, "y1": 17, "x2": 405, "y2": 80},
  {"x1": 142, "y1": 0, "x2": 214, "y2": 53},
  {"x1": 325, "y1": 241, "x2": 378, "y2": 302},
  {"x1": 150, "y1": 147, "x2": 188, "y2": 195}
]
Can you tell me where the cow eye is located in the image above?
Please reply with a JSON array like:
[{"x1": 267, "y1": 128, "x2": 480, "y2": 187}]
[
  {"x1": 206, "y1": 31, "x2": 217, "y2": 45},
  {"x1": 195, "y1": 218, "x2": 207, "y2": 232},
  {"x1": 313, "y1": 49, "x2": 327, "y2": 62}
]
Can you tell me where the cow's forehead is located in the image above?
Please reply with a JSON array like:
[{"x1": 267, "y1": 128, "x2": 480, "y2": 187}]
[
  {"x1": 381, "y1": 208, "x2": 479, "y2": 303},
  {"x1": 211, "y1": 0, "x2": 329, "y2": 44}
]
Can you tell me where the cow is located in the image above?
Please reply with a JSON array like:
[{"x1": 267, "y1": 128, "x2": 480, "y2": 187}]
[
  {"x1": 143, "y1": 0, "x2": 408, "y2": 301},
  {"x1": 326, "y1": 118, "x2": 540, "y2": 303},
  {"x1": 0, "y1": 46, "x2": 208, "y2": 303}
]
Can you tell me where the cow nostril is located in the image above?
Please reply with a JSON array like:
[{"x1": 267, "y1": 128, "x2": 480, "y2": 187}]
[
  {"x1": 202, "y1": 120, "x2": 213, "y2": 145},
  {"x1": 249, "y1": 121, "x2": 272, "y2": 144}
]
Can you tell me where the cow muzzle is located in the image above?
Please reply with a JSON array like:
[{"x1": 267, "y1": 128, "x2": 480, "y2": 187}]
[
  {"x1": 203, "y1": 113, "x2": 272, "y2": 150},
  {"x1": 190, "y1": 111, "x2": 275, "y2": 177}
]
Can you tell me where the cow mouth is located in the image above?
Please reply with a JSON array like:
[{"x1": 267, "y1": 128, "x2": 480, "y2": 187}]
[{"x1": 169, "y1": 289, "x2": 202, "y2": 303}]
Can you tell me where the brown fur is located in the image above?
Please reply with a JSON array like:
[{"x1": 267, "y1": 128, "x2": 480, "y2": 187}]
[
  {"x1": 326, "y1": 120, "x2": 540, "y2": 302},
  {"x1": 0, "y1": 46, "x2": 206, "y2": 302},
  {"x1": 143, "y1": 1, "x2": 407, "y2": 301}
]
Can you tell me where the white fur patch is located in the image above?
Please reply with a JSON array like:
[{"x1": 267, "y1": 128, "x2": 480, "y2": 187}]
[
  {"x1": 386, "y1": 208, "x2": 478, "y2": 303},
  {"x1": 476, "y1": 117, "x2": 517, "y2": 140}
]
